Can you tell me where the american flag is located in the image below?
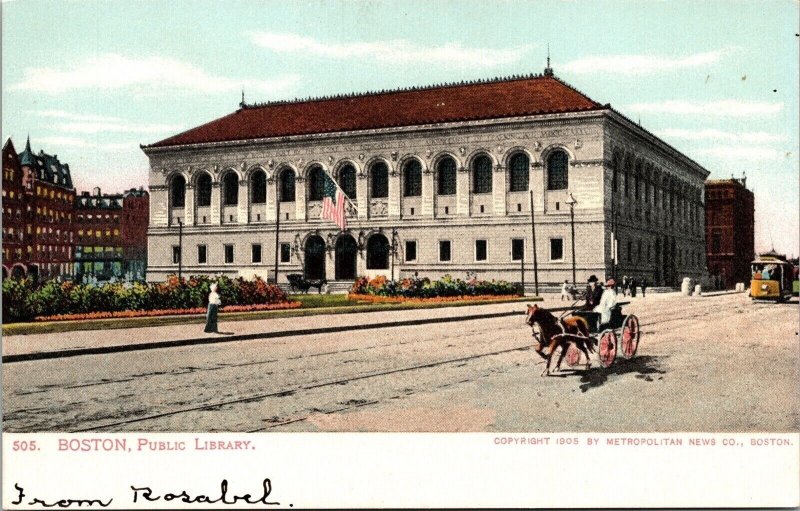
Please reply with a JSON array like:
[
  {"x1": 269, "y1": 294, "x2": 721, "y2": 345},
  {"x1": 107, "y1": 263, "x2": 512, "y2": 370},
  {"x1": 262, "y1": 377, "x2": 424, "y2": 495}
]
[{"x1": 321, "y1": 171, "x2": 347, "y2": 230}]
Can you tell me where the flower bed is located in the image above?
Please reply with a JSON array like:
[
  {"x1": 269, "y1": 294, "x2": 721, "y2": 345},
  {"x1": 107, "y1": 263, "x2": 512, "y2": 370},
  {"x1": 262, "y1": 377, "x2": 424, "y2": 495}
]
[
  {"x1": 34, "y1": 301, "x2": 302, "y2": 322},
  {"x1": 347, "y1": 294, "x2": 520, "y2": 304},
  {"x1": 349, "y1": 273, "x2": 521, "y2": 298},
  {"x1": 3, "y1": 275, "x2": 290, "y2": 323}
]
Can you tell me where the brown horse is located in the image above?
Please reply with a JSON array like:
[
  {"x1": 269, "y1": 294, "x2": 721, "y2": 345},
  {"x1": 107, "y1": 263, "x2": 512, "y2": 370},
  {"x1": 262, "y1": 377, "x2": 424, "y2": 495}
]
[{"x1": 525, "y1": 304, "x2": 594, "y2": 376}]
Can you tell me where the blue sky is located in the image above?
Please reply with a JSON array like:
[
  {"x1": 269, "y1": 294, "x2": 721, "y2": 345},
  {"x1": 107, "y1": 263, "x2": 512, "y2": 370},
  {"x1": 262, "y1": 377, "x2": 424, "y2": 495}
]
[{"x1": 2, "y1": 0, "x2": 798, "y2": 255}]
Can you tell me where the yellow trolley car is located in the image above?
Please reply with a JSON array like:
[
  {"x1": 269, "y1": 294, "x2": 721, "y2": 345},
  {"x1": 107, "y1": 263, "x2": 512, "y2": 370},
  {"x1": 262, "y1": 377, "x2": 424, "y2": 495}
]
[{"x1": 750, "y1": 254, "x2": 794, "y2": 302}]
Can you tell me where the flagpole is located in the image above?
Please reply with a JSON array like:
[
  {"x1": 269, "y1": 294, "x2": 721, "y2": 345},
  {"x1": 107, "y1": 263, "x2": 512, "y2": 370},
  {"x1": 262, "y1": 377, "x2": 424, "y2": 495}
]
[{"x1": 274, "y1": 190, "x2": 281, "y2": 285}]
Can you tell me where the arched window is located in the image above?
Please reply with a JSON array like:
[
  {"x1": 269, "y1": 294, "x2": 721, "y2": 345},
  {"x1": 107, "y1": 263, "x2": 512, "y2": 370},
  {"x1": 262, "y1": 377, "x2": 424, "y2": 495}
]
[
  {"x1": 170, "y1": 175, "x2": 186, "y2": 208},
  {"x1": 436, "y1": 157, "x2": 456, "y2": 195},
  {"x1": 338, "y1": 164, "x2": 356, "y2": 200},
  {"x1": 279, "y1": 169, "x2": 295, "y2": 202},
  {"x1": 546, "y1": 151, "x2": 568, "y2": 190},
  {"x1": 472, "y1": 154, "x2": 492, "y2": 194},
  {"x1": 371, "y1": 162, "x2": 388, "y2": 198},
  {"x1": 307, "y1": 166, "x2": 325, "y2": 201},
  {"x1": 222, "y1": 172, "x2": 239, "y2": 206},
  {"x1": 508, "y1": 153, "x2": 529, "y2": 192},
  {"x1": 366, "y1": 234, "x2": 389, "y2": 270},
  {"x1": 250, "y1": 170, "x2": 267, "y2": 204},
  {"x1": 196, "y1": 173, "x2": 212, "y2": 207},
  {"x1": 403, "y1": 159, "x2": 422, "y2": 197}
]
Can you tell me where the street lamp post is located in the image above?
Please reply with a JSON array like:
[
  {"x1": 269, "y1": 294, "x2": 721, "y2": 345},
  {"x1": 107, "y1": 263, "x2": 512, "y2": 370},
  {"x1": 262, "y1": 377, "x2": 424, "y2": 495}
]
[
  {"x1": 177, "y1": 218, "x2": 183, "y2": 280},
  {"x1": 390, "y1": 228, "x2": 398, "y2": 281},
  {"x1": 566, "y1": 193, "x2": 577, "y2": 286}
]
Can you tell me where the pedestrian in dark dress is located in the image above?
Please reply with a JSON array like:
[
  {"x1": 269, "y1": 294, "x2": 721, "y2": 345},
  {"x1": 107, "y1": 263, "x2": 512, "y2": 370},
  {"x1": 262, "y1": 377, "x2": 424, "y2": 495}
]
[
  {"x1": 641, "y1": 279, "x2": 648, "y2": 297},
  {"x1": 630, "y1": 277, "x2": 637, "y2": 297},
  {"x1": 204, "y1": 282, "x2": 221, "y2": 333}
]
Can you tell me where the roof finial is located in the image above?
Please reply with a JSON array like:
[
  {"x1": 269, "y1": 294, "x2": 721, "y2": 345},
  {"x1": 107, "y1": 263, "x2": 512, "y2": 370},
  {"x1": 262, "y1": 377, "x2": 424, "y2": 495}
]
[
  {"x1": 240, "y1": 88, "x2": 246, "y2": 108},
  {"x1": 544, "y1": 44, "x2": 554, "y2": 76}
]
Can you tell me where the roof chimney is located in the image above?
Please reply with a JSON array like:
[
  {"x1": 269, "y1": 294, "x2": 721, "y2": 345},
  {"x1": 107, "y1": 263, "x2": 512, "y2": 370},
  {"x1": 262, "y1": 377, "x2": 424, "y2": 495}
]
[{"x1": 93, "y1": 187, "x2": 101, "y2": 196}]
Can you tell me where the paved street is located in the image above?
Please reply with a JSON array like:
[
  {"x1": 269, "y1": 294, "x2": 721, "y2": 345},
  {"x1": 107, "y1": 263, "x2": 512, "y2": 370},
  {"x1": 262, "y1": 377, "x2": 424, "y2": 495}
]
[{"x1": 3, "y1": 292, "x2": 798, "y2": 432}]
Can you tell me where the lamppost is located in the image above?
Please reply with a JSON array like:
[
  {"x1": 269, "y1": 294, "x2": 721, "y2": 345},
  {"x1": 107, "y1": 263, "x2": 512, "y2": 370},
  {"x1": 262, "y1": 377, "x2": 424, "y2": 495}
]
[
  {"x1": 177, "y1": 218, "x2": 183, "y2": 280},
  {"x1": 566, "y1": 193, "x2": 577, "y2": 285}
]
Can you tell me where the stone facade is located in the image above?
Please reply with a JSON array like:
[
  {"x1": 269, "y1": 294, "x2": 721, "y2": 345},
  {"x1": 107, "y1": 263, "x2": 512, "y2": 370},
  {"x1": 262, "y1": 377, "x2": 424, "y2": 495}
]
[{"x1": 142, "y1": 76, "x2": 708, "y2": 287}]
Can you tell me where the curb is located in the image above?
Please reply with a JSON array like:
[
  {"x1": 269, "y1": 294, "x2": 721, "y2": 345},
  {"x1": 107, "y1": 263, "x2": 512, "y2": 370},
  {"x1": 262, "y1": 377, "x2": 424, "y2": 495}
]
[{"x1": 2, "y1": 305, "x2": 575, "y2": 364}]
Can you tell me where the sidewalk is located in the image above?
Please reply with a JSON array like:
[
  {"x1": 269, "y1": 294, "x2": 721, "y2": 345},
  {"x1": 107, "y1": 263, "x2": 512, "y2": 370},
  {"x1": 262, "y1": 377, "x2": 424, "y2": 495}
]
[{"x1": 2, "y1": 297, "x2": 566, "y2": 362}]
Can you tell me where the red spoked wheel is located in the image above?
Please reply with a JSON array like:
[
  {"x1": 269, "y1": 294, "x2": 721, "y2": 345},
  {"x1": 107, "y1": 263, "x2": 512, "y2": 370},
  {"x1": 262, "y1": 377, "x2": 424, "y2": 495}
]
[
  {"x1": 565, "y1": 344, "x2": 582, "y2": 366},
  {"x1": 621, "y1": 314, "x2": 641, "y2": 359},
  {"x1": 598, "y1": 330, "x2": 617, "y2": 368}
]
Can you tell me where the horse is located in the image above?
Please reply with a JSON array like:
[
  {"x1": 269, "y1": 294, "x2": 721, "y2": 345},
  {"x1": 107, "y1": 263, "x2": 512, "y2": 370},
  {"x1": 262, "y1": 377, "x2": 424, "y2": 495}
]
[{"x1": 525, "y1": 304, "x2": 595, "y2": 376}]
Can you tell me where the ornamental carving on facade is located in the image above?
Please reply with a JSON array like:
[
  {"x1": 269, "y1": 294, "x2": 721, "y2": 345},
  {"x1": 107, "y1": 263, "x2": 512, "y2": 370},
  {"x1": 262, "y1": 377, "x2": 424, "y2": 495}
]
[{"x1": 369, "y1": 199, "x2": 388, "y2": 216}]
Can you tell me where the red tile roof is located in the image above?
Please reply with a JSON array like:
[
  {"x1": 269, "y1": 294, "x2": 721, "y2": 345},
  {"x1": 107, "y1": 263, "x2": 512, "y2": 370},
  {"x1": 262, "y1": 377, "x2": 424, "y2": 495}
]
[{"x1": 147, "y1": 74, "x2": 605, "y2": 148}]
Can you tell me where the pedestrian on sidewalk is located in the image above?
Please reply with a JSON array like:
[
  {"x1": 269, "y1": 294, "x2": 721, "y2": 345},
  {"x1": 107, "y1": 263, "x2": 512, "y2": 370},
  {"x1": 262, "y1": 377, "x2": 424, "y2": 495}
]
[
  {"x1": 630, "y1": 277, "x2": 637, "y2": 297},
  {"x1": 561, "y1": 280, "x2": 571, "y2": 301},
  {"x1": 204, "y1": 282, "x2": 222, "y2": 334},
  {"x1": 641, "y1": 279, "x2": 648, "y2": 297}
]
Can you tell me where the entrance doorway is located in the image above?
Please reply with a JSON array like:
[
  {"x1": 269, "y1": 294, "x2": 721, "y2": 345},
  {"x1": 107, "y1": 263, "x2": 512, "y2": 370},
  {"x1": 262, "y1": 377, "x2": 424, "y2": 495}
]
[
  {"x1": 304, "y1": 235, "x2": 326, "y2": 280},
  {"x1": 335, "y1": 235, "x2": 357, "y2": 280}
]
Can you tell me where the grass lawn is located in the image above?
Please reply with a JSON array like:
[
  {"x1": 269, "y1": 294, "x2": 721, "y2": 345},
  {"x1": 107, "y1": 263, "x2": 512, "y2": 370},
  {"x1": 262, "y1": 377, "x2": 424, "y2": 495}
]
[{"x1": 2, "y1": 293, "x2": 537, "y2": 336}]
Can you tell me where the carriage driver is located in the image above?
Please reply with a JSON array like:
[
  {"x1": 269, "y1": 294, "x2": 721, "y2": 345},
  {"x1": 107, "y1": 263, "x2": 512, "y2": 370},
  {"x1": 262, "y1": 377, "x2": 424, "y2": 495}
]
[{"x1": 582, "y1": 275, "x2": 604, "y2": 310}]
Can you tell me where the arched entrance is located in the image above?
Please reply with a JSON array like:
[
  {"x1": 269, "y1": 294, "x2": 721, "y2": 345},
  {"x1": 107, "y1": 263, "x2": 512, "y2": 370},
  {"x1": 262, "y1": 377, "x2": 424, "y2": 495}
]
[
  {"x1": 366, "y1": 234, "x2": 390, "y2": 270},
  {"x1": 10, "y1": 265, "x2": 26, "y2": 279},
  {"x1": 304, "y1": 235, "x2": 326, "y2": 281},
  {"x1": 335, "y1": 235, "x2": 357, "y2": 280}
]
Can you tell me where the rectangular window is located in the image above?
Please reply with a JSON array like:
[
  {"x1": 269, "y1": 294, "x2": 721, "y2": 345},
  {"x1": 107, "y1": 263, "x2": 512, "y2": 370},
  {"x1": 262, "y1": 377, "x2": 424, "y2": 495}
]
[
  {"x1": 550, "y1": 238, "x2": 564, "y2": 261},
  {"x1": 198, "y1": 245, "x2": 207, "y2": 264},
  {"x1": 405, "y1": 240, "x2": 417, "y2": 262},
  {"x1": 511, "y1": 239, "x2": 525, "y2": 261},
  {"x1": 627, "y1": 241, "x2": 633, "y2": 262},
  {"x1": 280, "y1": 243, "x2": 291, "y2": 263},
  {"x1": 439, "y1": 240, "x2": 451, "y2": 262},
  {"x1": 711, "y1": 230, "x2": 721, "y2": 254},
  {"x1": 251, "y1": 244, "x2": 262, "y2": 264},
  {"x1": 475, "y1": 239, "x2": 487, "y2": 261},
  {"x1": 224, "y1": 244, "x2": 234, "y2": 264},
  {"x1": 172, "y1": 245, "x2": 181, "y2": 264}
]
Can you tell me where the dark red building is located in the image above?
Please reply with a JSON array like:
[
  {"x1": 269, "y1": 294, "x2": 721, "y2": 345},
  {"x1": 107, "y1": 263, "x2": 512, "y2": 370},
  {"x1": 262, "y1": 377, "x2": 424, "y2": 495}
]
[
  {"x1": 705, "y1": 177, "x2": 754, "y2": 288},
  {"x1": 74, "y1": 187, "x2": 149, "y2": 280},
  {"x1": 2, "y1": 137, "x2": 76, "y2": 280}
]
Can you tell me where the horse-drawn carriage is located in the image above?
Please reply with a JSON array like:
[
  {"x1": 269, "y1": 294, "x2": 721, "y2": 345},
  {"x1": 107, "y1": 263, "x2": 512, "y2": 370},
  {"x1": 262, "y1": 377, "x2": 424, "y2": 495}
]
[{"x1": 526, "y1": 302, "x2": 641, "y2": 375}]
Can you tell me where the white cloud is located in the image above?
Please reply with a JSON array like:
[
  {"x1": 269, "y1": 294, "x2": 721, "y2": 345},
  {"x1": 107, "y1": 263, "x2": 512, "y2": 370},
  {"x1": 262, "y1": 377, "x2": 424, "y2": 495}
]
[
  {"x1": 696, "y1": 146, "x2": 790, "y2": 161},
  {"x1": 249, "y1": 31, "x2": 531, "y2": 68},
  {"x1": 626, "y1": 100, "x2": 783, "y2": 116},
  {"x1": 11, "y1": 54, "x2": 301, "y2": 96},
  {"x1": 37, "y1": 136, "x2": 95, "y2": 148},
  {"x1": 33, "y1": 110, "x2": 122, "y2": 123},
  {"x1": 36, "y1": 136, "x2": 139, "y2": 153},
  {"x1": 56, "y1": 121, "x2": 180, "y2": 135},
  {"x1": 659, "y1": 128, "x2": 787, "y2": 144},
  {"x1": 563, "y1": 50, "x2": 727, "y2": 74}
]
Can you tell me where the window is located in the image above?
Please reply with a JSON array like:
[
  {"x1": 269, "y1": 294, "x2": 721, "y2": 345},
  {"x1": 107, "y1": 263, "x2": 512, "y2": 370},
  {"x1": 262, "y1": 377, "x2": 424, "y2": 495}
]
[
  {"x1": 338, "y1": 164, "x2": 357, "y2": 200},
  {"x1": 627, "y1": 241, "x2": 633, "y2": 262},
  {"x1": 198, "y1": 245, "x2": 207, "y2": 264},
  {"x1": 475, "y1": 239, "x2": 487, "y2": 261},
  {"x1": 711, "y1": 230, "x2": 721, "y2": 254},
  {"x1": 224, "y1": 244, "x2": 234, "y2": 264},
  {"x1": 251, "y1": 170, "x2": 267, "y2": 204},
  {"x1": 280, "y1": 243, "x2": 291, "y2": 263},
  {"x1": 405, "y1": 240, "x2": 417, "y2": 262},
  {"x1": 280, "y1": 169, "x2": 295, "y2": 202},
  {"x1": 223, "y1": 172, "x2": 239, "y2": 205},
  {"x1": 547, "y1": 151, "x2": 568, "y2": 190},
  {"x1": 509, "y1": 153, "x2": 530, "y2": 192},
  {"x1": 251, "y1": 244, "x2": 262, "y2": 264},
  {"x1": 172, "y1": 245, "x2": 181, "y2": 264},
  {"x1": 437, "y1": 157, "x2": 456, "y2": 195},
  {"x1": 439, "y1": 240, "x2": 451, "y2": 262},
  {"x1": 550, "y1": 238, "x2": 564, "y2": 261},
  {"x1": 170, "y1": 175, "x2": 186, "y2": 208},
  {"x1": 370, "y1": 162, "x2": 389, "y2": 198},
  {"x1": 196, "y1": 173, "x2": 212, "y2": 207},
  {"x1": 403, "y1": 159, "x2": 422, "y2": 197},
  {"x1": 307, "y1": 166, "x2": 325, "y2": 201},
  {"x1": 472, "y1": 155, "x2": 492, "y2": 193}
]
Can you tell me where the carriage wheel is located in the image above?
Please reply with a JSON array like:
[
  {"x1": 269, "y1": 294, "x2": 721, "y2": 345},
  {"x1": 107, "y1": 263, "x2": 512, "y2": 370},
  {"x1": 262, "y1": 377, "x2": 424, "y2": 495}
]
[
  {"x1": 598, "y1": 330, "x2": 617, "y2": 368},
  {"x1": 621, "y1": 315, "x2": 641, "y2": 359},
  {"x1": 565, "y1": 343, "x2": 582, "y2": 367}
]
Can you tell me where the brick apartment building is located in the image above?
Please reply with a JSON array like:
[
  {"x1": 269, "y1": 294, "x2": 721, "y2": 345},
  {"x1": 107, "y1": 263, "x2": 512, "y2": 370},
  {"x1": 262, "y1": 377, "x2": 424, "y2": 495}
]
[
  {"x1": 74, "y1": 187, "x2": 149, "y2": 280},
  {"x1": 2, "y1": 137, "x2": 149, "y2": 281},
  {"x1": 705, "y1": 177, "x2": 754, "y2": 288},
  {"x1": 2, "y1": 137, "x2": 76, "y2": 280}
]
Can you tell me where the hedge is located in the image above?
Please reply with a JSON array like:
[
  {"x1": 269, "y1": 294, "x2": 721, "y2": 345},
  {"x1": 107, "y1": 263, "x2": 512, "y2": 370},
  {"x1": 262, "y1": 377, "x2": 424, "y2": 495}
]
[{"x1": 349, "y1": 274, "x2": 521, "y2": 298}]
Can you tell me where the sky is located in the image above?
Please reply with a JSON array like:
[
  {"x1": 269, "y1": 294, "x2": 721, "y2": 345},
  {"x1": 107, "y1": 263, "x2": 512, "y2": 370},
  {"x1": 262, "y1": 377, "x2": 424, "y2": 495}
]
[{"x1": 2, "y1": 0, "x2": 798, "y2": 256}]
